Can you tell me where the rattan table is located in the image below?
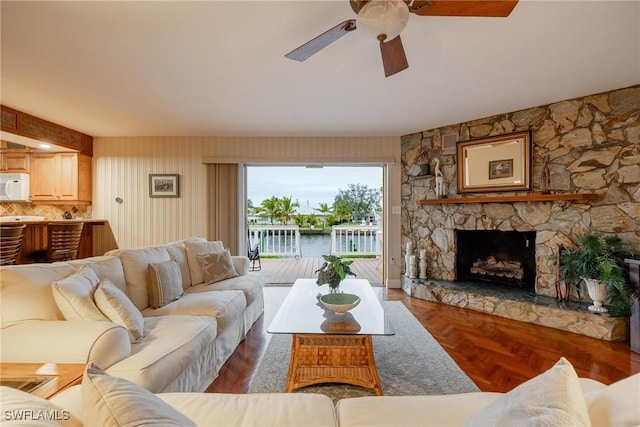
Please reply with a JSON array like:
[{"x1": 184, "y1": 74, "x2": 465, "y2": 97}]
[{"x1": 268, "y1": 278, "x2": 393, "y2": 395}]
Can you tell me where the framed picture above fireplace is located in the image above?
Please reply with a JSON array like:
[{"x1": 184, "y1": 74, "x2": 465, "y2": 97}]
[{"x1": 456, "y1": 131, "x2": 532, "y2": 193}]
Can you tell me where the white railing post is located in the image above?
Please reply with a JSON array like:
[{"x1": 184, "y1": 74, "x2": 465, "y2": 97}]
[
  {"x1": 330, "y1": 225, "x2": 381, "y2": 257},
  {"x1": 248, "y1": 225, "x2": 301, "y2": 257}
]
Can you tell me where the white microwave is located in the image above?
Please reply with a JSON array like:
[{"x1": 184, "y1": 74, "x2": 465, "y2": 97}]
[{"x1": 0, "y1": 173, "x2": 30, "y2": 201}]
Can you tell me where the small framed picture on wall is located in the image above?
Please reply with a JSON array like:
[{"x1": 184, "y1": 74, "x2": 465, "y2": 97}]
[{"x1": 149, "y1": 174, "x2": 180, "y2": 198}]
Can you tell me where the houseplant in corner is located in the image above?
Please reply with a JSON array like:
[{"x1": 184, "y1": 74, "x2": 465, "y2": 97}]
[{"x1": 561, "y1": 233, "x2": 638, "y2": 316}]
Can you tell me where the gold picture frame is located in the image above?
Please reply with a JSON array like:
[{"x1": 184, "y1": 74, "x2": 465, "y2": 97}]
[
  {"x1": 457, "y1": 131, "x2": 532, "y2": 193},
  {"x1": 149, "y1": 174, "x2": 180, "y2": 198}
]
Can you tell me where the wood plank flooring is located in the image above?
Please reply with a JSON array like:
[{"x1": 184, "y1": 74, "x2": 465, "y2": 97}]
[
  {"x1": 206, "y1": 287, "x2": 640, "y2": 394},
  {"x1": 259, "y1": 257, "x2": 382, "y2": 285}
]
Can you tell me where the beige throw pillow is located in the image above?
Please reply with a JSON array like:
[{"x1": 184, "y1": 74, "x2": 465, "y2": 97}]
[
  {"x1": 81, "y1": 363, "x2": 196, "y2": 427},
  {"x1": 94, "y1": 280, "x2": 145, "y2": 342},
  {"x1": 51, "y1": 266, "x2": 106, "y2": 322},
  {"x1": 147, "y1": 259, "x2": 183, "y2": 308},
  {"x1": 464, "y1": 358, "x2": 591, "y2": 427},
  {"x1": 184, "y1": 238, "x2": 224, "y2": 285},
  {"x1": 196, "y1": 249, "x2": 239, "y2": 284}
]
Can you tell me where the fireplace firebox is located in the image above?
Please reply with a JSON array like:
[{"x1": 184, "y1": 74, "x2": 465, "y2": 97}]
[{"x1": 455, "y1": 230, "x2": 536, "y2": 291}]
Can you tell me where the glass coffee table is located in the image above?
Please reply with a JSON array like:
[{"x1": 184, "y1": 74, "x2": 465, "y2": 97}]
[{"x1": 268, "y1": 278, "x2": 394, "y2": 395}]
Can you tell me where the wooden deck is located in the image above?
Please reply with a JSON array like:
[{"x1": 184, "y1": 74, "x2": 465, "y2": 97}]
[{"x1": 256, "y1": 257, "x2": 383, "y2": 285}]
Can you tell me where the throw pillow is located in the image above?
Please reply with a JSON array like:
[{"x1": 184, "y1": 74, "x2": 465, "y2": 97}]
[
  {"x1": 51, "y1": 266, "x2": 106, "y2": 322},
  {"x1": 196, "y1": 249, "x2": 239, "y2": 284},
  {"x1": 464, "y1": 358, "x2": 591, "y2": 427},
  {"x1": 81, "y1": 363, "x2": 196, "y2": 427},
  {"x1": 147, "y1": 259, "x2": 184, "y2": 308},
  {"x1": 184, "y1": 238, "x2": 224, "y2": 285},
  {"x1": 0, "y1": 385, "x2": 82, "y2": 426},
  {"x1": 584, "y1": 373, "x2": 640, "y2": 426},
  {"x1": 94, "y1": 280, "x2": 145, "y2": 342}
]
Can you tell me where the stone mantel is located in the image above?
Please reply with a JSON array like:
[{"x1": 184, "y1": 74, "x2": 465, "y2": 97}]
[
  {"x1": 419, "y1": 192, "x2": 600, "y2": 205},
  {"x1": 401, "y1": 85, "x2": 640, "y2": 305}
]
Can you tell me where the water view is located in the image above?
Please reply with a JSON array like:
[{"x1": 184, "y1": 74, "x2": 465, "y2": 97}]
[{"x1": 299, "y1": 234, "x2": 331, "y2": 258}]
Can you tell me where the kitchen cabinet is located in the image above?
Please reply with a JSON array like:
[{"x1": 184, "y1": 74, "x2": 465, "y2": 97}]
[
  {"x1": 30, "y1": 152, "x2": 91, "y2": 203},
  {"x1": 0, "y1": 141, "x2": 30, "y2": 173}
]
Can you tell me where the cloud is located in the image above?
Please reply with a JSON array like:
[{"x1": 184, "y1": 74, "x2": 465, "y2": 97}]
[{"x1": 248, "y1": 166, "x2": 382, "y2": 208}]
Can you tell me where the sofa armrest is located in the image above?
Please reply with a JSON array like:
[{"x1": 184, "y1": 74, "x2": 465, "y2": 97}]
[
  {"x1": 232, "y1": 256, "x2": 250, "y2": 276},
  {"x1": 0, "y1": 320, "x2": 131, "y2": 369}
]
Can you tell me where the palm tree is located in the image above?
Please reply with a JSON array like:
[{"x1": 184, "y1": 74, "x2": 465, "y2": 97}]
[
  {"x1": 279, "y1": 196, "x2": 299, "y2": 225},
  {"x1": 260, "y1": 196, "x2": 282, "y2": 225},
  {"x1": 318, "y1": 203, "x2": 331, "y2": 229}
]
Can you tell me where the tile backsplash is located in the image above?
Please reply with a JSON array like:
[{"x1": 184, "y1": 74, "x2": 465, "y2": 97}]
[{"x1": 0, "y1": 202, "x2": 90, "y2": 220}]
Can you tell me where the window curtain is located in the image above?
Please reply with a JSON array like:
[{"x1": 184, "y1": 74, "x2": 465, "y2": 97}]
[{"x1": 207, "y1": 164, "x2": 239, "y2": 254}]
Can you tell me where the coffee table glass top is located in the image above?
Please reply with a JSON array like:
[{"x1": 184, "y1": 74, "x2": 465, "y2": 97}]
[{"x1": 268, "y1": 279, "x2": 394, "y2": 335}]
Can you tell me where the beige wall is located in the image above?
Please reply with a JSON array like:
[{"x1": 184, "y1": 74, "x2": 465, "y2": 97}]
[{"x1": 93, "y1": 136, "x2": 404, "y2": 287}]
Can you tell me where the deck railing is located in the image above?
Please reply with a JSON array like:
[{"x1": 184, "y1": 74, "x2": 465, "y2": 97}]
[
  {"x1": 248, "y1": 225, "x2": 301, "y2": 258},
  {"x1": 330, "y1": 225, "x2": 381, "y2": 257}
]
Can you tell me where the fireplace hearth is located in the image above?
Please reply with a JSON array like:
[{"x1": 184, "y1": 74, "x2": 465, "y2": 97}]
[{"x1": 456, "y1": 230, "x2": 536, "y2": 291}]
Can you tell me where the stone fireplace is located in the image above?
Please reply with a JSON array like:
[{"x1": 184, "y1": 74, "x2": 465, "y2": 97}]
[
  {"x1": 456, "y1": 230, "x2": 536, "y2": 291},
  {"x1": 398, "y1": 85, "x2": 639, "y2": 342}
]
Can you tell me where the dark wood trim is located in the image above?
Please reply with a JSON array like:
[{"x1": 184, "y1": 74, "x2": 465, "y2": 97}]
[
  {"x1": 419, "y1": 192, "x2": 600, "y2": 205},
  {"x1": 0, "y1": 105, "x2": 92, "y2": 156}
]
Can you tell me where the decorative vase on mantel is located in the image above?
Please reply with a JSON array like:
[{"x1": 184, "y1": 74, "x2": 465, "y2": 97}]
[{"x1": 583, "y1": 277, "x2": 608, "y2": 313}]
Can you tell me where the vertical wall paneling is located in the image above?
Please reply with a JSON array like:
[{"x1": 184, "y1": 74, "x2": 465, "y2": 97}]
[{"x1": 92, "y1": 136, "x2": 401, "y2": 286}]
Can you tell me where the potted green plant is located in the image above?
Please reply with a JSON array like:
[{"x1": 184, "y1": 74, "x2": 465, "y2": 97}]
[
  {"x1": 561, "y1": 233, "x2": 638, "y2": 316},
  {"x1": 315, "y1": 255, "x2": 356, "y2": 292}
]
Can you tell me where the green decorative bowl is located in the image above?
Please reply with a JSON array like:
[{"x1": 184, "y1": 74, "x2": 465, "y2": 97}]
[{"x1": 320, "y1": 293, "x2": 360, "y2": 315}]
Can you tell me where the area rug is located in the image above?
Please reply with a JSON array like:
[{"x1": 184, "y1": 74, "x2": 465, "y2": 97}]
[{"x1": 249, "y1": 301, "x2": 479, "y2": 402}]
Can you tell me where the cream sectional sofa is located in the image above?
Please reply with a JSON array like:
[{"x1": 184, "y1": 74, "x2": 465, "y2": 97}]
[
  {"x1": 2, "y1": 360, "x2": 638, "y2": 427},
  {"x1": 0, "y1": 237, "x2": 264, "y2": 393}
]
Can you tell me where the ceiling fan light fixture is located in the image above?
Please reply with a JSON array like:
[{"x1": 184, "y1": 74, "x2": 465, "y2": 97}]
[{"x1": 357, "y1": 0, "x2": 410, "y2": 41}]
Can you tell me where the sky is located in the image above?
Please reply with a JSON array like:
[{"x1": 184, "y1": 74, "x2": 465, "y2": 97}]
[{"x1": 247, "y1": 166, "x2": 383, "y2": 209}]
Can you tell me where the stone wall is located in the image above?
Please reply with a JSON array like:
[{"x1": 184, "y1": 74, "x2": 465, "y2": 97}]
[{"x1": 401, "y1": 85, "x2": 640, "y2": 299}]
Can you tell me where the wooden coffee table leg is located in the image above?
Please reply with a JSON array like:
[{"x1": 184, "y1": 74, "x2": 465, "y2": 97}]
[{"x1": 286, "y1": 333, "x2": 383, "y2": 395}]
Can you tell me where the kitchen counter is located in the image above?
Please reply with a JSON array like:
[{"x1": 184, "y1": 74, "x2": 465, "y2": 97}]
[{"x1": 3, "y1": 219, "x2": 110, "y2": 264}]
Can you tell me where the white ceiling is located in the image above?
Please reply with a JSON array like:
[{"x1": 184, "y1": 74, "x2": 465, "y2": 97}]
[{"x1": 1, "y1": 1, "x2": 638, "y2": 138}]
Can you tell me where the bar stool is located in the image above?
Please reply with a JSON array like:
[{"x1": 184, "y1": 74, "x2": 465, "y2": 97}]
[
  {"x1": 29, "y1": 222, "x2": 84, "y2": 263},
  {"x1": 0, "y1": 224, "x2": 26, "y2": 265}
]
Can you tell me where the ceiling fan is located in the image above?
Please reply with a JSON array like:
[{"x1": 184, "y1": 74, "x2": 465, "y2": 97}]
[{"x1": 285, "y1": 0, "x2": 519, "y2": 77}]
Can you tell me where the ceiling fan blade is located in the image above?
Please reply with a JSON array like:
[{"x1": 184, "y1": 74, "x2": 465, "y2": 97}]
[
  {"x1": 380, "y1": 35, "x2": 409, "y2": 78},
  {"x1": 409, "y1": 0, "x2": 518, "y2": 17},
  {"x1": 285, "y1": 20, "x2": 357, "y2": 62}
]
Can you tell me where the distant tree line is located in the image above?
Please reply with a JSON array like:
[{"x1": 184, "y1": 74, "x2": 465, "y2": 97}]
[{"x1": 250, "y1": 184, "x2": 381, "y2": 226}]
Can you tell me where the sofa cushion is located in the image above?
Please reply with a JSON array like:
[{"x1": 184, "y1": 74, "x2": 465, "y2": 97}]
[
  {"x1": 0, "y1": 263, "x2": 75, "y2": 327},
  {"x1": 95, "y1": 280, "x2": 145, "y2": 343},
  {"x1": 147, "y1": 260, "x2": 184, "y2": 308},
  {"x1": 464, "y1": 358, "x2": 590, "y2": 427},
  {"x1": 165, "y1": 242, "x2": 193, "y2": 290},
  {"x1": 52, "y1": 266, "x2": 106, "y2": 321},
  {"x1": 111, "y1": 246, "x2": 172, "y2": 310},
  {"x1": 82, "y1": 363, "x2": 196, "y2": 427},
  {"x1": 187, "y1": 273, "x2": 264, "y2": 308},
  {"x1": 68, "y1": 256, "x2": 127, "y2": 292},
  {"x1": 106, "y1": 315, "x2": 217, "y2": 393},
  {"x1": 184, "y1": 238, "x2": 224, "y2": 285},
  {"x1": 197, "y1": 249, "x2": 239, "y2": 284},
  {"x1": 142, "y1": 290, "x2": 246, "y2": 335},
  {"x1": 160, "y1": 392, "x2": 338, "y2": 427},
  {"x1": 0, "y1": 385, "x2": 83, "y2": 426},
  {"x1": 584, "y1": 373, "x2": 640, "y2": 427}
]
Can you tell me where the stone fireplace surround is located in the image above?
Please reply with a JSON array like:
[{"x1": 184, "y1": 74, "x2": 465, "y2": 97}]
[{"x1": 400, "y1": 85, "x2": 639, "y2": 342}]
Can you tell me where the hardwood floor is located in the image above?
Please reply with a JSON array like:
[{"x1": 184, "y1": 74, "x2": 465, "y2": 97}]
[{"x1": 206, "y1": 287, "x2": 640, "y2": 394}]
